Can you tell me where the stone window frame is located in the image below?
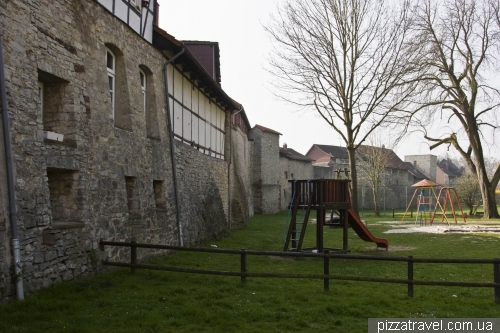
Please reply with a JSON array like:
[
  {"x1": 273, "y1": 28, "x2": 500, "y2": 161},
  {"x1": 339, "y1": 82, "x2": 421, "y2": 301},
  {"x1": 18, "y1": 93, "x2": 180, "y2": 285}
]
[
  {"x1": 140, "y1": 68, "x2": 147, "y2": 115},
  {"x1": 153, "y1": 180, "x2": 166, "y2": 209},
  {"x1": 38, "y1": 81, "x2": 44, "y2": 117},
  {"x1": 46, "y1": 168, "x2": 84, "y2": 229},
  {"x1": 140, "y1": 64, "x2": 160, "y2": 139},
  {"x1": 125, "y1": 176, "x2": 140, "y2": 217},
  {"x1": 37, "y1": 70, "x2": 70, "y2": 142},
  {"x1": 106, "y1": 47, "x2": 116, "y2": 119}
]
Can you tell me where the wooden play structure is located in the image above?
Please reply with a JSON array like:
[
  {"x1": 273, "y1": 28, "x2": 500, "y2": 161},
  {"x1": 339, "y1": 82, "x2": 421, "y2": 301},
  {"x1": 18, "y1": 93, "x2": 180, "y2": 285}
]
[
  {"x1": 400, "y1": 179, "x2": 466, "y2": 225},
  {"x1": 282, "y1": 178, "x2": 388, "y2": 252}
]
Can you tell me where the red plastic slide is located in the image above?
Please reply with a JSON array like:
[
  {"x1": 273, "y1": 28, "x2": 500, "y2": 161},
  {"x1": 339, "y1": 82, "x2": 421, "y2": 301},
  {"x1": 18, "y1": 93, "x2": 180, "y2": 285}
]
[{"x1": 347, "y1": 208, "x2": 388, "y2": 250}]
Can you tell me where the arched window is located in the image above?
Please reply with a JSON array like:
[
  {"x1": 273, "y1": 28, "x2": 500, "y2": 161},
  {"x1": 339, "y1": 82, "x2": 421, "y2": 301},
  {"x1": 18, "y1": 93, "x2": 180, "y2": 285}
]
[
  {"x1": 139, "y1": 68, "x2": 146, "y2": 114},
  {"x1": 106, "y1": 47, "x2": 116, "y2": 118}
]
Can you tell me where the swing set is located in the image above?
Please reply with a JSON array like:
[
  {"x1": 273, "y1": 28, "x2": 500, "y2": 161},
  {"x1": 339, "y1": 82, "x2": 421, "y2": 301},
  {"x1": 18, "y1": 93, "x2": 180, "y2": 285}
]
[{"x1": 400, "y1": 179, "x2": 466, "y2": 225}]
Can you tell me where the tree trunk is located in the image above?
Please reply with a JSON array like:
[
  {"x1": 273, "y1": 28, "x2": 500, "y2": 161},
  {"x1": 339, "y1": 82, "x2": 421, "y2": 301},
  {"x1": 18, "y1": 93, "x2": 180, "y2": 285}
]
[
  {"x1": 347, "y1": 146, "x2": 358, "y2": 214},
  {"x1": 474, "y1": 149, "x2": 499, "y2": 219},
  {"x1": 372, "y1": 185, "x2": 380, "y2": 217}
]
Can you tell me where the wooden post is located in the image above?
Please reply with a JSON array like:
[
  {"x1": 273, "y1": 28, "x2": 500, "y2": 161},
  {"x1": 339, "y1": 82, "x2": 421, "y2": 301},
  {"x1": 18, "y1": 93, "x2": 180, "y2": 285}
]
[
  {"x1": 317, "y1": 182, "x2": 324, "y2": 252},
  {"x1": 342, "y1": 210, "x2": 349, "y2": 251},
  {"x1": 494, "y1": 258, "x2": 500, "y2": 304},
  {"x1": 392, "y1": 209, "x2": 395, "y2": 218},
  {"x1": 130, "y1": 240, "x2": 137, "y2": 274},
  {"x1": 323, "y1": 250, "x2": 330, "y2": 291},
  {"x1": 407, "y1": 256, "x2": 414, "y2": 298},
  {"x1": 241, "y1": 249, "x2": 247, "y2": 284}
]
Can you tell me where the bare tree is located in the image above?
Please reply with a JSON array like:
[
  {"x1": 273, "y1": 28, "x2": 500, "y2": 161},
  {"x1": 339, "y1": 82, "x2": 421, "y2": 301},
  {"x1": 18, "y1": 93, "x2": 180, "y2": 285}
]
[
  {"x1": 410, "y1": 0, "x2": 500, "y2": 218},
  {"x1": 356, "y1": 140, "x2": 396, "y2": 216},
  {"x1": 265, "y1": 0, "x2": 419, "y2": 212}
]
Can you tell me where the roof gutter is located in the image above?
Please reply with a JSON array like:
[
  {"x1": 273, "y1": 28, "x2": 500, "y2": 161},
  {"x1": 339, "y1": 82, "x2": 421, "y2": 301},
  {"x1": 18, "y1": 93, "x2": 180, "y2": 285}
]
[
  {"x1": 0, "y1": 19, "x2": 24, "y2": 300},
  {"x1": 162, "y1": 47, "x2": 185, "y2": 246}
]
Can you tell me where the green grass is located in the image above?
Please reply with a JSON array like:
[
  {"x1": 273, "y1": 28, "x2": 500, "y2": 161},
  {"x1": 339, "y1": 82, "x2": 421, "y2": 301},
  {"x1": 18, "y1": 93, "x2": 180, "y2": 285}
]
[{"x1": 1, "y1": 212, "x2": 500, "y2": 333}]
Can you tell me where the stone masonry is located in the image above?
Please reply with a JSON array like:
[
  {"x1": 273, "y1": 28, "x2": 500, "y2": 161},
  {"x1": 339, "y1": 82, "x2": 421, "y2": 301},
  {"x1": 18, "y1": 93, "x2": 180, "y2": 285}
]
[{"x1": 0, "y1": 0, "x2": 231, "y2": 301}]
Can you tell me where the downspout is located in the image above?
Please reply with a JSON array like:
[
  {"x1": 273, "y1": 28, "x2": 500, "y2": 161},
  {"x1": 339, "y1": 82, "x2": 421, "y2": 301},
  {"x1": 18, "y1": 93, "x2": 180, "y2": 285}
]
[
  {"x1": 0, "y1": 19, "x2": 24, "y2": 300},
  {"x1": 228, "y1": 107, "x2": 243, "y2": 230},
  {"x1": 162, "y1": 47, "x2": 185, "y2": 246}
]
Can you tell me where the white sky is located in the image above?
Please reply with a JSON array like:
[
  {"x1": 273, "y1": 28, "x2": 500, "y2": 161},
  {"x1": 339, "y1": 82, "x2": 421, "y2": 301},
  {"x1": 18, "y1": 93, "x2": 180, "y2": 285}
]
[{"x1": 157, "y1": 0, "x2": 495, "y2": 161}]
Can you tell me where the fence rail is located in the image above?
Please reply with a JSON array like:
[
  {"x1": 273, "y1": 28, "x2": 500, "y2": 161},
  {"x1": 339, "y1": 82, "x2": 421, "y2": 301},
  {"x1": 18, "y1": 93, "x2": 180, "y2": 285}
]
[{"x1": 99, "y1": 240, "x2": 500, "y2": 303}]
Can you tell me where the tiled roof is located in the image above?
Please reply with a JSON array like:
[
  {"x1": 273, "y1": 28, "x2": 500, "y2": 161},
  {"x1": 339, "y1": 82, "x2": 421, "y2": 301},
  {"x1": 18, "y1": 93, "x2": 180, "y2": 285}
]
[
  {"x1": 357, "y1": 145, "x2": 407, "y2": 170},
  {"x1": 403, "y1": 162, "x2": 428, "y2": 179},
  {"x1": 279, "y1": 147, "x2": 314, "y2": 162},
  {"x1": 437, "y1": 159, "x2": 463, "y2": 177},
  {"x1": 253, "y1": 124, "x2": 282, "y2": 135},
  {"x1": 313, "y1": 144, "x2": 348, "y2": 159}
]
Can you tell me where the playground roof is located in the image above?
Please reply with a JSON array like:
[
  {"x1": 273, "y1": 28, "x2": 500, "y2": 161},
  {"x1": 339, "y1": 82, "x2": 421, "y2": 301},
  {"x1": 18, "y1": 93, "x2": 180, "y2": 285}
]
[{"x1": 411, "y1": 179, "x2": 439, "y2": 187}]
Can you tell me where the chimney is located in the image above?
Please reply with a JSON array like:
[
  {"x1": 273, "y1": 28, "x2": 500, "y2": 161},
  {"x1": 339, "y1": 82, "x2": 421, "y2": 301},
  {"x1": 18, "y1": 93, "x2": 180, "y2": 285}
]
[
  {"x1": 154, "y1": 1, "x2": 160, "y2": 26},
  {"x1": 283, "y1": 143, "x2": 287, "y2": 149}
]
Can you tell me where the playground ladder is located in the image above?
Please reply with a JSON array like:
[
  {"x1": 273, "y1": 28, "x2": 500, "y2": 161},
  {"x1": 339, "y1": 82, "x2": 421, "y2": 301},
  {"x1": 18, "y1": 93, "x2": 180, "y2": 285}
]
[{"x1": 283, "y1": 194, "x2": 312, "y2": 251}]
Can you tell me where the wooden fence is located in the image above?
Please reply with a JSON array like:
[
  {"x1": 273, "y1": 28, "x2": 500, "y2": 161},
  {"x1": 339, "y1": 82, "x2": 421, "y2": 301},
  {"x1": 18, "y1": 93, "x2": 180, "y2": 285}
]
[{"x1": 99, "y1": 240, "x2": 500, "y2": 303}]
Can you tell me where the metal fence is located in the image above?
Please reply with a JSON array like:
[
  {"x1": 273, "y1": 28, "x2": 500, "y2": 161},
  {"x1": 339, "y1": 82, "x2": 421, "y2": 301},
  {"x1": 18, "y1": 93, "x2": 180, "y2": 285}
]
[{"x1": 99, "y1": 240, "x2": 500, "y2": 303}]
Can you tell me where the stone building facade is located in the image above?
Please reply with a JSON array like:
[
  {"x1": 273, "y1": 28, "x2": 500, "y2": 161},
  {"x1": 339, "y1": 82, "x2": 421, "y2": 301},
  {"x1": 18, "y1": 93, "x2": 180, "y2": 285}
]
[
  {"x1": 249, "y1": 125, "x2": 281, "y2": 214},
  {"x1": 229, "y1": 109, "x2": 254, "y2": 229},
  {"x1": 278, "y1": 144, "x2": 315, "y2": 211},
  {"x1": 405, "y1": 154, "x2": 438, "y2": 182},
  {"x1": 0, "y1": 0, "x2": 246, "y2": 301}
]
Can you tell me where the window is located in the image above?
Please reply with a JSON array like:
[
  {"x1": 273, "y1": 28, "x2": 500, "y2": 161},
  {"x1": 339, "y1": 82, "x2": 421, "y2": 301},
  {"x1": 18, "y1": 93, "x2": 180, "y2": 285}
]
[
  {"x1": 106, "y1": 44, "x2": 132, "y2": 130},
  {"x1": 38, "y1": 70, "x2": 69, "y2": 142},
  {"x1": 131, "y1": 0, "x2": 142, "y2": 10},
  {"x1": 38, "y1": 81, "x2": 44, "y2": 116},
  {"x1": 153, "y1": 180, "x2": 165, "y2": 209},
  {"x1": 125, "y1": 176, "x2": 139, "y2": 216},
  {"x1": 140, "y1": 69, "x2": 146, "y2": 114},
  {"x1": 284, "y1": 171, "x2": 288, "y2": 179},
  {"x1": 106, "y1": 48, "x2": 115, "y2": 118},
  {"x1": 47, "y1": 168, "x2": 82, "y2": 223}
]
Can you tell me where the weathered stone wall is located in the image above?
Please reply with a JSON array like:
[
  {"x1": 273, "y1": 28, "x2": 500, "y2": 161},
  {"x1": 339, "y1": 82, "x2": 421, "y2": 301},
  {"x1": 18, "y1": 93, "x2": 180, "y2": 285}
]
[
  {"x1": 249, "y1": 128, "x2": 280, "y2": 214},
  {"x1": 229, "y1": 126, "x2": 254, "y2": 229},
  {"x1": 404, "y1": 155, "x2": 437, "y2": 182},
  {"x1": 0, "y1": 0, "x2": 230, "y2": 301},
  {"x1": 278, "y1": 158, "x2": 315, "y2": 211},
  {"x1": 357, "y1": 168, "x2": 414, "y2": 210},
  {"x1": 174, "y1": 141, "x2": 229, "y2": 245}
]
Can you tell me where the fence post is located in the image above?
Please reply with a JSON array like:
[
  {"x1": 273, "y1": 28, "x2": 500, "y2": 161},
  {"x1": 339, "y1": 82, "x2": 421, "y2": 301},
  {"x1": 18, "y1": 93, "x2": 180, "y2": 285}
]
[
  {"x1": 131, "y1": 240, "x2": 137, "y2": 274},
  {"x1": 494, "y1": 258, "x2": 500, "y2": 304},
  {"x1": 241, "y1": 248, "x2": 247, "y2": 284},
  {"x1": 392, "y1": 209, "x2": 395, "y2": 218},
  {"x1": 407, "y1": 256, "x2": 413, "y2": 298},
  {"x1": 323, "y1": 250, "x2": 330, "y2": 291}
]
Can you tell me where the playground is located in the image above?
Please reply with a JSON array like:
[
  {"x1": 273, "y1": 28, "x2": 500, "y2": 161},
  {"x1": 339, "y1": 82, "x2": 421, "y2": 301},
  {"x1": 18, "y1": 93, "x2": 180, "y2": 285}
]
[{"x1": 1, "y1": 210, "x2": 499, "y2": 333}]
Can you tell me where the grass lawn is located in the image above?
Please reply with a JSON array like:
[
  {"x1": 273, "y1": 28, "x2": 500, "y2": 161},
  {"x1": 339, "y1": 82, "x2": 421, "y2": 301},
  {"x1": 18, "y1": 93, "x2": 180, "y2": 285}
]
[{"x1": 1, "y1": 211, "x2": 500, "y2": 333}]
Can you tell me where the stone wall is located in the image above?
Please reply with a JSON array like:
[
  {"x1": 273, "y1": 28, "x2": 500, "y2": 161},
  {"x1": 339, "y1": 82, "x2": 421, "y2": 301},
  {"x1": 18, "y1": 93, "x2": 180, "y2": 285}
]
[
  {"x1": 0, "y1": 0, "x2": 231, "y2": 301},
  {"x1": 278, "y1": 158, "x2": 315, "y2": 211},
  {"x1": 174, "y1": 141, "x2": 229, "y2": 245},
  {"x1": 229, "y1": 126, "x2": 254, "y2": 229},
  {"x1": 249, "y1": 128, "x2": 280, "y2": 214},
  {"x1": 404, "y1": 155, "x2": 437, "y2": 182}
]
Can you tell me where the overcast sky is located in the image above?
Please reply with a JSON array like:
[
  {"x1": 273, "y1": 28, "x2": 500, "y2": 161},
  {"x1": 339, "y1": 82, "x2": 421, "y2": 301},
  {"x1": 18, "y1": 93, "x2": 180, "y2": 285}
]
[{"x1": 157, "y1": 0, "x2": 496, "y2": 161}]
